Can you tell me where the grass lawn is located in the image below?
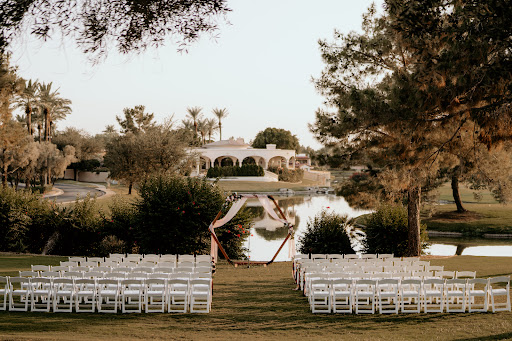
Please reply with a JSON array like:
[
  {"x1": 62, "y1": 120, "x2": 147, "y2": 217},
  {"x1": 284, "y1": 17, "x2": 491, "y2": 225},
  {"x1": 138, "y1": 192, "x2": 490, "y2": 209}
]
[
  {"x1": 215, "y1": 178, "x2": 322, "y2": 193},
  {"x1": 1, "y1": 254, "x2": 511, "y2": 340},
  {"x1": 423, "y1": 203, "x2": 512, "y2": 235}
]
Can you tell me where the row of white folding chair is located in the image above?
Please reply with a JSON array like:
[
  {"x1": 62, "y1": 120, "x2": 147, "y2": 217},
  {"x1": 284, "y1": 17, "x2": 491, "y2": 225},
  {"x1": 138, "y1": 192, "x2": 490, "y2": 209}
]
[
  {"x1": 303, "y1": 270, "x2": 477, "y2": 297},
  {"x1": 308, "y1": 276, "x2": 510, "y2": 314},
  {"x1": 3, "y1": 276, "x2": 211, "y2": 313}
]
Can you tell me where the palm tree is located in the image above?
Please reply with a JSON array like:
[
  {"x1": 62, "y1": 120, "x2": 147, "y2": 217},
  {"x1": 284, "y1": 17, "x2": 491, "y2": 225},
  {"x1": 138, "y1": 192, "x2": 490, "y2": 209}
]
[
  {"x1": 197, "y1": 118, "x2": 207, "y2": 145},
  {"x1": 15, "y1": 79, "x2": 39, "y2": 136},
  {"x1": 212, "y1": 107, "x2": 228, "y2": 141},
  {"x1": 205, "y1": 118, "x2": 217, "y2": 143},
  {"x1": 38, "y1": 82, "x2": 72, "y2": 142},
  {"x1": 181, "y1": 119, "x2": 194, "y2": 131},
  {"x1": 186, "y1": 106, "x2": 202, "y2": 138}
]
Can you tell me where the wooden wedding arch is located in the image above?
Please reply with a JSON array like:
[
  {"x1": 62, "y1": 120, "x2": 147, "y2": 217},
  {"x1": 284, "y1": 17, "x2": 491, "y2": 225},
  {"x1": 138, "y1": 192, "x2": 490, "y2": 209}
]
[{"x1": 209, "y1": 194, "x2": 295, "y2": 266}]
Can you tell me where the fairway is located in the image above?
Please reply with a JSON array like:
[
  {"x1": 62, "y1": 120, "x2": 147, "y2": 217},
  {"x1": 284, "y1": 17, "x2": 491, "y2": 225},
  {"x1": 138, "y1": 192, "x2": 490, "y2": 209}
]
[{"x1": 1, "y1": 255, "x2": 512, "y2": 340}]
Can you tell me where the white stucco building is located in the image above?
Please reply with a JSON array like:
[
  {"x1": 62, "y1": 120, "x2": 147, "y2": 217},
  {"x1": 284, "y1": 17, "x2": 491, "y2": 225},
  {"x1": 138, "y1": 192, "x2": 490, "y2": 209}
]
[{"x1": 192, "y1": 138, "x2": 296, "y2": 175}]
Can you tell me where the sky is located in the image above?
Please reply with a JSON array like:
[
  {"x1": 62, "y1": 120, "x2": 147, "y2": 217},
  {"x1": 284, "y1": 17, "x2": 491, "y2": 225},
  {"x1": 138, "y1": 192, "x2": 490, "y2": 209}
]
[{"x1": 10, "y1": 0, "x2": 383, "y2": 149}]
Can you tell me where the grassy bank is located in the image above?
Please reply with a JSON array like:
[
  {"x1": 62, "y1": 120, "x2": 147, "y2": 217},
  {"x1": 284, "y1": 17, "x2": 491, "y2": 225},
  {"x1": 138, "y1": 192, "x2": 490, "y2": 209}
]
[
  {"x1": 0, "y1": 254, "x2": 511, "y2": 340},
  {"x1": 424, "y1": 203, "x2": 512, "y2": 236},
  {"x1": 215, "y1": 178, "x2": 323, "y2": 193}
]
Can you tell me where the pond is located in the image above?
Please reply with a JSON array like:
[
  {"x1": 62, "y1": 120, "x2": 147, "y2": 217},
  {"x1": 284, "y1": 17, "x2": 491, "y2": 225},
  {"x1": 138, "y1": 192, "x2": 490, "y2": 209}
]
[{"x1": 242, "y1": 194, "x2": 512, "y2": 261}]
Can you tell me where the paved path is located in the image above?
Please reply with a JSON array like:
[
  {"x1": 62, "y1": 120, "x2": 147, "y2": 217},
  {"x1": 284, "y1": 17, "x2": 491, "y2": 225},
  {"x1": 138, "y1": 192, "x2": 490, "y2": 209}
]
[{"x1": 44, "y1": 183, "x2": 106, "y2": 203}]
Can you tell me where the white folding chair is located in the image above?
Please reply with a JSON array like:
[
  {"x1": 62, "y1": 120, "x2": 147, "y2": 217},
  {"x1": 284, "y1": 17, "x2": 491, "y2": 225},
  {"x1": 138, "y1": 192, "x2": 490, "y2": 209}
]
[
  {"x1": 8, "y1": 277, "x2": 31, "y2": 312},
  {"x1": 120, "y1": 279, "x2": 143, "y2": 313},
  {"x1": 30, "y1": 277, "x2": 52, "y2": 312},
  {"x1": 489, "y1": 276, "x2": 511, "y2": 312},
  {"x1": 400, "y1": 279, "x2": 422, "y2": 313},
  {"x1": 467, "y1": 278, "x2": 489, "y2": 313},
  {"x1": 97, "y1": 279, "x2": 119, "y2": 313},
  {"x1": 0, "y1": 277, "x2": 8, "y2": 311},
  {"x1": 52, "y1": 278, "x2": 75, "y2": 312},
  {"x1": 168, "y1": 279, "x2": 189, "y2": 313},
  {"x1": 145, "y1": 278, "x2": 167, "y2": 313},
  {"x1": 331, "y1": 278, "x2": 352, "y2": 313},
  {"x1": 75, "y1": 279, "x2": 96, "y2": 312},
  {"x1": 423, "y1": 278, "x2": 445, "y2": 313},
  {"x1": 354, "y1": 279, "x2": 376, "y2": 314},
  {"x1": 377, "y1": 279, "x2": 399, "y2": 314},
  {"x1": 189, "y1": 278, "x2": 212, "y2": 313},
  {"x1": 445, "y1": 279, "x2": 467, "y2": 312},
  {"x1": 309, "y1": 278, "x2": 331, "y2": 313}
]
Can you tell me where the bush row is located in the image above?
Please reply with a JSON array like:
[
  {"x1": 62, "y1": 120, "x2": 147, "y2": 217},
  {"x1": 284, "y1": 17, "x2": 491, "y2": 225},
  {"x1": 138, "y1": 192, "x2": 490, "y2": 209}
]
[
  {"x1": 0, "y1": 175, "x2": 253, "y2": 258},
  {"x1": 206, "y1": 164, "x2": 264, "y2": 178},
  {"x1": 268, "y1": 167, "x2": 303, "y2": 182}
]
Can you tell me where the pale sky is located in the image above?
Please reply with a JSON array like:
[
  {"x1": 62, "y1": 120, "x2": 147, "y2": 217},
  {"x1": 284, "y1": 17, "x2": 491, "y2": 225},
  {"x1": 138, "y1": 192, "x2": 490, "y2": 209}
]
[{"x1": 10, "y1": 0, "x2": 383, "y2": 149}]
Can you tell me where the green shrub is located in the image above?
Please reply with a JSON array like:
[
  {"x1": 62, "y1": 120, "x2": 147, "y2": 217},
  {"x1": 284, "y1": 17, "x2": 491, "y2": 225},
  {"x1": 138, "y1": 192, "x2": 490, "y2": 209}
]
[
  {"x1": 362, "y1": 204, "x2": 429, "y2": 257},
  {"x1": 0, "y1": 187, "x2": 58, "y2": 253},
  {"x1": 268, "y1": 167, "x2": 303, "y2": 182},
  {"x1": 298, "y1": 209, "x2": 355, "y2": 254},
  {"x1": 206, "y1": 165, "x2": 264, "y2": 178},
  {"x1": 134, "y1": 174, "x2": 253, "y2": 258}
]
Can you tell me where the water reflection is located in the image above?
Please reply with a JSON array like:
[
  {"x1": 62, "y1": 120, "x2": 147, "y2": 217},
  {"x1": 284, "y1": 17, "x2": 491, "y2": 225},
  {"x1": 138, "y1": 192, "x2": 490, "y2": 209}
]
[
  {"x1": 244, "y1": 195, "x2": 512, "y2": 261},
  {"x1": 244, "y1": 195, "x2": 371, "y2": 262}
]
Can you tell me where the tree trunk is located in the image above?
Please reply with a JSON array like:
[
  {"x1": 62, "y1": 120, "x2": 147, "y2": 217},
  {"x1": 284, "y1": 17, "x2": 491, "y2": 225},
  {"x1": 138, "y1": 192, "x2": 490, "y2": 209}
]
[
  {"x1": 407, "y1": 186, "x2": 421, "y2": 257},
  {"x1": 451, "y1": 175, "x2": 467, "y2": 213},
  {"x1": 128, "y1": 182, "x2": 133, "y2": 195},
  {"x1": 219, "y1": 122, "x2": 222, "y2": 141}
]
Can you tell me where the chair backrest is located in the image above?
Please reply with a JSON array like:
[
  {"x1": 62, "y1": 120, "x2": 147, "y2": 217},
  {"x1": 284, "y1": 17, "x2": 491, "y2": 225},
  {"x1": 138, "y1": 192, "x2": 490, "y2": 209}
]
[
  {"x1": 344, "y1": 254, "x2": 359, "y2": 259},
  {"x1": 168, "y1": 278, "x2": 189, "y2": 287},
  {"x1": 53, "y1": 278, "x2": 74, "y2": 287},
  {"x1": 156, "y1": 262, "x2": 176, "y2": 268},
  {"x1": 97, "y1": 279, "x2": 119, "y2": 289},
  {"x1": 427, "y1": 265, "x2": 444, "y2": 272},
  {"x1": 70, "y1": 266, "x2": 89, "y2": 272},
  {"x1": 361, "y1": 254, "x2": 377, "y2": 259},
  {"x1": 195, "y1": 255, "x2": 212, "y2": 262},
  {"x1": 19, "y1": 271, "x2": 38, "y2": 278},
  {"x1": 456, "y1": 271, "x2": 476, "y2": 279},
  {"x1": 436, "y1": 271, "x2": 455, "y2": 279},
  {"x1": 195, "y1": 261, "x2": 212, "y2": 268},
  {"x1": 84, "y1": 271, "x2": 104, "y2": 279},
  {"x1": 147, "y1": 273, "x2": 169, "y2": 280},
  {"x1": 69, "y1": 257, "x2": 86, "y2": 264},
  {"x1": 159, "y1": 254, "x2": 177, "y2": 262},
  {"x1": 121, "y1": 279, "x2": 143, "y2": 288},
  {"x1": 30, "y1": 277, "x2": 52, "y2": 288},
  {"x1": 401, "y1": 279, "x2": 422, "y2": 286},
  {"x1": 0, "y1": 276, "x2": 8, "y2": 285},
  {"x1": 311, "y1": 254, "x2": 327, "y2": 260},
  {"x1": 145, "y1": 278, "x2": 166, "y2": 287},
  {"x1": 177, "y1": 261, "x2": 194, "y2": 268},
  {"x1": 107, "y1": 272, "x2": 126, "y2": 279},
  {"x1": 61, "y1": 271, "x2": 83, "y2": 279},
  {"x1": 154, "y1": 267, "x2": 174, "y2": 274},
  {"x1": 378, "y1": 278, "x2": 399, "y2": 286},
  {"x1": 377, "y1": 253, "x2": 394, "y2": 259},
  {"x1": 31, "y1": 265, "x2": 51, "y2": 272},
  {"x1": 75, "y1": 278, "x2": 96, "y2": 289},
  {"x1": 489, "y1": 276, "x2": 510, "y2": 285},
  {"x1": 51, "y1": 266, "x2": 70, "y2": 272},
  {"x1": 40, "y1": 271, "x2": 61, "y2": 278},
  {"x1": 133, "y1": 267, "x2": 154, "y2": 273},
  {"x1": 87, "y1": 257, "x2": 105, "y2": 263},
  {"x1": 126, "y1": 273, "x2": 147, "y2": 279},
  {"x1": 446, "y1": 278, "x2": 467, "y2": 287},
  {"x1": 60, "y1": 261, "x2": 78, "y2": 267},
  {"x1": 96, "y1": 266, "x2": 112, "y2": 273}
]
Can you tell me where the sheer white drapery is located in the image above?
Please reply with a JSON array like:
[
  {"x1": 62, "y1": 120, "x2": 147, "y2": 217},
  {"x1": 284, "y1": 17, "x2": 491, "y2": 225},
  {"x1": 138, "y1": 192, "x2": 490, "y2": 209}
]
[{"x1": 209, "y1": 195, "x2": 295, "y2": 263}]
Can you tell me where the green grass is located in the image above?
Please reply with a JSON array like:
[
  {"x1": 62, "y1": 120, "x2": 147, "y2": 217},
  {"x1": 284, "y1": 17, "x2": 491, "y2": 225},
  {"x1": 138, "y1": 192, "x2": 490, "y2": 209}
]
[
  {"x1": 1, "y1": 254, "x2": 512, "y2": 340},
  {"x1": 215, "y1": 178, "x2": 322, "y2": 193},
  {"x1": 424, "y1": 203, "x2": 512, "y2": 235}
]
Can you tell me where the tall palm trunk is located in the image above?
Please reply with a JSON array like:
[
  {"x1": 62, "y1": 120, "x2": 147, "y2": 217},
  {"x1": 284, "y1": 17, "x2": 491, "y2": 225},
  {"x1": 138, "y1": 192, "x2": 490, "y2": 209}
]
[{"x1": 218, "y1": 122, "x2": 222, "y2": 141}]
